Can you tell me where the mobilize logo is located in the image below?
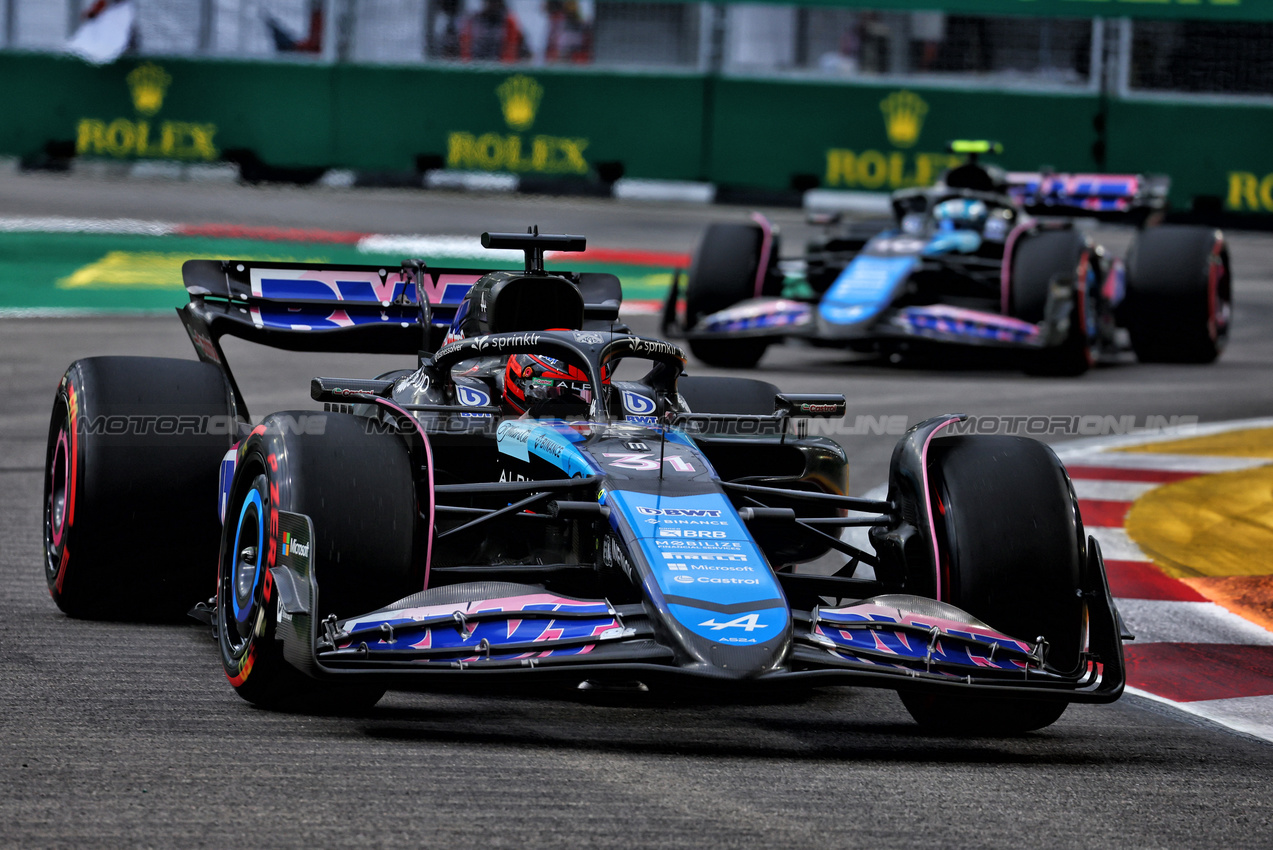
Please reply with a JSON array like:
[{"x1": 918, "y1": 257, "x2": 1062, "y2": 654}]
[{"x1": 655, "y1": 539, "x2": 742, "y2": 551}]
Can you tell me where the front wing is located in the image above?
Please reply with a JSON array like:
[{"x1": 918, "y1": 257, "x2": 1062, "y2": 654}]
[
  {"x1": 268, "y1": 510, "x2": 1124, "y2": 703},
  {"x1": 684, "y1": 297, "x2": 1059, "y2": 351}
]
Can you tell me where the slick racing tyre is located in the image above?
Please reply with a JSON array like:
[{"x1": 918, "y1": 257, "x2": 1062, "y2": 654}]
[
  {"x1": 217, "y1": 411, "x2": 421, "y2": 712},
  {"x1": 1124, "y1": 225, "x2": 1231, "y2": 363},
  {"x1": 1008, "y1": 228, "x2": 1095, "y2": 377},
  {"x1": 686, "y1": 223, "x2": 778, "y2": 368},
  {"x1": 901, "y1": 435, "x2": 1085, "y2": 734},
  {"x1": 43, "y1": 356, "x2": 235, "y2": 620}
]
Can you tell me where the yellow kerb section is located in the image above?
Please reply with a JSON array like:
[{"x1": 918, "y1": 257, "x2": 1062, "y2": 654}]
[
  {"x1": 1120, "y1": 426, "x2": 1273, "y2": 630},
  {"x1": 1125, "y1": 466, "x2": 1273, "y2": 579},
  {"x1": 1115, "y1": 427, "x2": 1273, "y2": 458}
]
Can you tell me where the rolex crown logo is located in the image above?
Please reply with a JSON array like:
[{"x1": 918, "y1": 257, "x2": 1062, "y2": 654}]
[
  {"x1": 126, "y1": 63, "x2": 172, "y2": 117},
  {"x1": 497, "y1": 75, "x2": 543, "y2": 132},
  {"x1": 880, "y1": 90, "x2": 928, "y2": 149}
]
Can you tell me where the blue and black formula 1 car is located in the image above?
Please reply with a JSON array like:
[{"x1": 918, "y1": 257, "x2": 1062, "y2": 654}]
[
  {"x1": 667, "y1": 142, "x2": 1232, "y2": 375},
  {"x1": 43, "y1": 231, "x2": 1126, "y2": 733}
]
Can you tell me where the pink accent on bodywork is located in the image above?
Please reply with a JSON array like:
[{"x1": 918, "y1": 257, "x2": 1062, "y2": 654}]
[
  {"x1": 49, "y1": 428, "x2": 69, "y2": 548},
  {"x1": 1207, "y1": 232, "x2": 1225, "y2": 341},
  {"x1": 373, "y1": 398, "x2": 436, "y2": 591},
  {"x1": 920, "y1": 415, "x2": 964, "y2": 602},
  {"x1": 248, "y1": 268, "x2": 409, "y2": 302},
  {"x1": 820, "y1": 602, "x2": 1034, "y2": 653},
  {"x1": 1000, "y1": 219, "x2": 1037, "y2": 315},
  {"x1": 345, "y1": 593, "x2": 607, "y2": 631},
  {"x1": 422, "y1": 273, "x2": 483, "y2": 305},
  {"x1": 1102, "y1": 259, "x2": 1124, "y2": 304},
  {"x1": 749, "y1": 212, "x2": 775, "y2": 300},
  {"x1": 902, "y1": 304, "x2": 1040, "y2": 335},
  {"x1": 327, "y1": 309, "x2": 355, "y2": 328}
]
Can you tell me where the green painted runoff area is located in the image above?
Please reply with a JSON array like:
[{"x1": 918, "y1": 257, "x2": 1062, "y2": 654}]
[{"x1": 0, "y1": 232, "x2": 675, "y2": 312}]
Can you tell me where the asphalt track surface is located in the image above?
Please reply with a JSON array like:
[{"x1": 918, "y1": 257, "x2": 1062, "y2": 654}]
[{"x1": 2, "y1": 172, "x2": 1272, "y2": 847}]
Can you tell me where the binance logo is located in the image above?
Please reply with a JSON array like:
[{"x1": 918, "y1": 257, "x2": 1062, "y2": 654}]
[
  {"x1": 126, "y1": 63, "x2": 172, "y2": 116},
  {"x1": 497, "y1": 75, "x2": 543, "y2": 132},
  {"x1": 880, "y1": 90, "x2": 927, "y2": 148}
]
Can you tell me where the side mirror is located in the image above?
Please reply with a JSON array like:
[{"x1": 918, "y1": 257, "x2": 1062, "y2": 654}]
[{"x1": 774, "y1": 393, "x2": 847, "y2": 418}]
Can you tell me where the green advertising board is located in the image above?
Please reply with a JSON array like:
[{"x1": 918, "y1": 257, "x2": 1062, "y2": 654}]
[
  {"x1": 0, "y1": 54, "x2": 707, "y2": 180},
  {"x1": 0, "y1": 51, "x2": 1267, "y2": 214},
  {"x1": 1105, "y1": 99, "x2": 1273, "y2": 214},
  {"x1": 709, "y1": 78, "x2": 1101, "y2": 193},
  {"x1": 331, "y1": 65, "x2": 707, "y2": 179}
]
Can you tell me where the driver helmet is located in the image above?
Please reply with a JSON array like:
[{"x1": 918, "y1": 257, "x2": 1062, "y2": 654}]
[
  {"x1": 503, "y1": 353, "x2": 597, "y2": 415},
  {"x1": 932, "y1": 198, "x2": 988, "y2": 231}
]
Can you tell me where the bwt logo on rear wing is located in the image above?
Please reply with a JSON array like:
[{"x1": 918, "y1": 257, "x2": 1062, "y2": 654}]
[
  {"x1": 182, "y1": 259, "x2": 486, "y2": 310},
  {"x1": 1006, "y1": 172, "x2": 1170, "y2": 216}
]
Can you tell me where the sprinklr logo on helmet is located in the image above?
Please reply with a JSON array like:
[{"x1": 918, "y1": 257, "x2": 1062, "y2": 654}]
[
  {"x1": 497, "y1": 75, "x2": 543, "y2": 132},
  {"x1": 127, "y1": 63, "x2": 172, "y2": 116},
  {"x1": 880, "y1": 91, "x2": 928, "y2": 148}
]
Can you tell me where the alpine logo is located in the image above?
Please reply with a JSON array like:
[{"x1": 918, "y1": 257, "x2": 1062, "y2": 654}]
[
  {"x1": 635, "y1": 507, "x2": 721, "y2": 517},
  {"x1": 699, "y1": 613, "x2": 763, "y2": 632}
]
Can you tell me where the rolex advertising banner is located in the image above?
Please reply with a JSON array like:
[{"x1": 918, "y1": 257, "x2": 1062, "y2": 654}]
[
  {"x1": 0, "y1": 54, "x2": 706, "y2": 182},
  {"x1": 1, "y1": 53, "x2": 1269, "y2": 214},
  {"x1": 330, "y1": 65, "x2": 706, "y2": 180},
  {"x1": 708, "y1": 78, "x2": 1102, "y2": 193}
]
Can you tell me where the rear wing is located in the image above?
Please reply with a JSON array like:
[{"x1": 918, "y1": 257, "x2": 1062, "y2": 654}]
[
  {"x1": 178, "y1": 256, "x2": 623, "y2": 422},
  {"x1": 1006, "y1": 172, "x2": 1169, "y2": 218}
]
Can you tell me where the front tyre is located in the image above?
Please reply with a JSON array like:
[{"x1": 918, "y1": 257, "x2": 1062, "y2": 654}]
[
  {"x1": 900, "y1": 435, "x2": 1085, "y2": 734},
  {"x1": 685, "y1": 222, "x2": 778, "y2": 368},
  {"x1": 1009, "y1": 229, "x2": 1095, "y2": 377},
  {"x1": 216, "y1": 411, "x2": 420, "y2": 711}
]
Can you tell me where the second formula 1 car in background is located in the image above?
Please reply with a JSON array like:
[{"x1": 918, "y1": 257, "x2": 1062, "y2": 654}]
[{"x1": 665, "y1": 142, "x2": 1232, "y2": 375}]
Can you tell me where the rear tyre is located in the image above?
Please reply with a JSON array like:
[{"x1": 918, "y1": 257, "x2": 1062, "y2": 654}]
[
  {"x1": 899, "y1": 435, "x2": 1085, "y2": 734},
  {"x1": 216, "y1": 411, "x2": 421, "y2": 711},
  {"x1": 686, "y1": 223, "x2": 777, "y2": 368},
  {"x1": 42, "y1": 356, "x2": 234, "y2": 620},
  {"x1": 1009, "y1": 229, "x2": 1094, "y2": 377},
  {"x1": 1124, "y1": 225, "x2": 1231, "y2": 363}
]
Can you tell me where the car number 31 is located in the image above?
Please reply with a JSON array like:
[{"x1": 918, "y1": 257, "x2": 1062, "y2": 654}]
[{"x1": 602, "y1": 452, "x2": 696, "y2": 472}]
